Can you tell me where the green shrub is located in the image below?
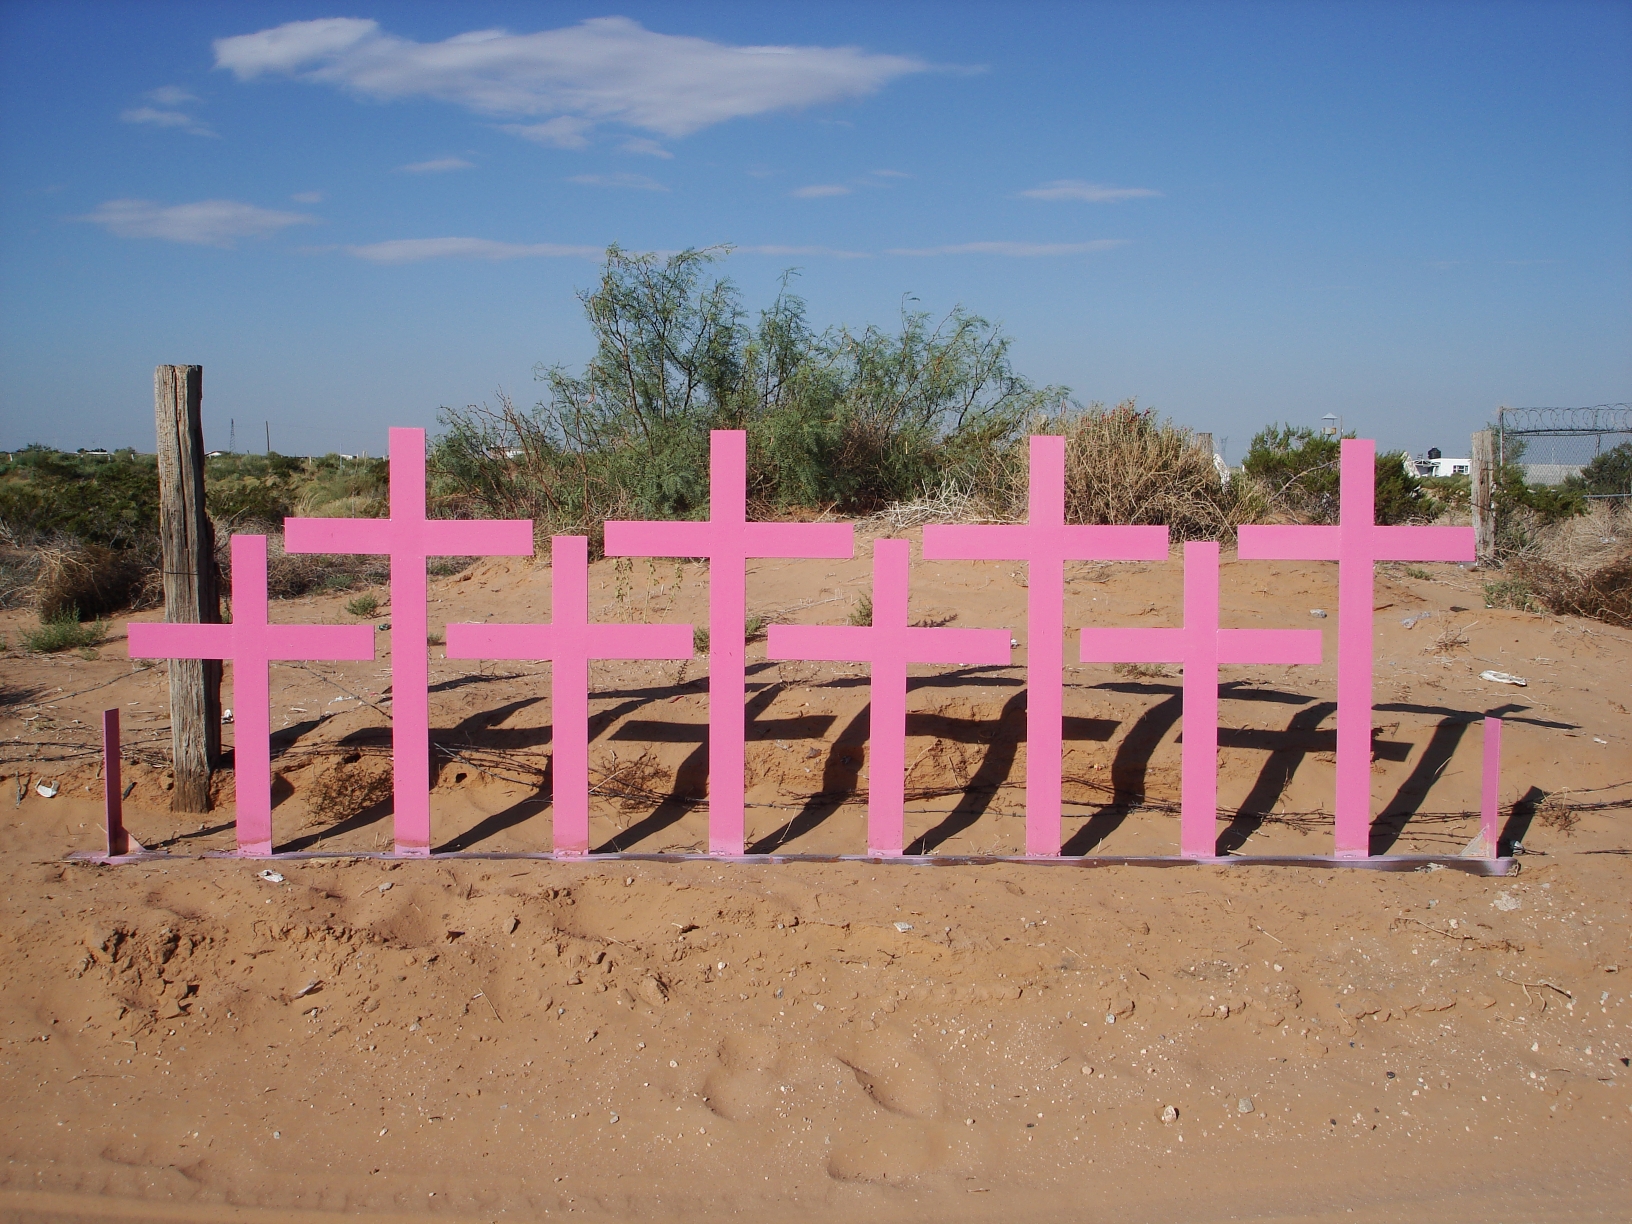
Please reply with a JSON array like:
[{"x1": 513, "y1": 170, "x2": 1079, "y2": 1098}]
[
  {"x1": 1242, "y1": 427, "x2": 1437, "y2": 524},
  {"x1": 21, "y1": 606, "x2": 108, "y2": 653},
  {"x1": 744, "y1": 613, "x2": 767, "y2": 642},
  {"x1": 345, "y1": 593, "x2": 380, "y2": 618},
  {"x1": 1567, "y1": 441, "x2": 1632, "y2": 498},
  {"x1": 692, "y1": 625, "x2": 710, "y2": 654},
  {"x1": 847, "y1": 592, "x2": 873, "y2": 627},
  {"x1": 1483, "y1": 578, "x2": 1538, "y2": 612}
]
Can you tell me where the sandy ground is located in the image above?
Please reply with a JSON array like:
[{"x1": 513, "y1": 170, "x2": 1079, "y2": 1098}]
[{"x1": 1, "y1": 532, "x2": 1628, "y2": 1222}]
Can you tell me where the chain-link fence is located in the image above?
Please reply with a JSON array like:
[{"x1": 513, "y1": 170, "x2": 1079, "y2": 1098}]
[{"x1": 1497, "y1": 405, "x2": 1632, "y2": 497}]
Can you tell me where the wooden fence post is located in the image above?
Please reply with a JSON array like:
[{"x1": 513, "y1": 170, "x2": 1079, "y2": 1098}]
[
  {"x1": 154, "y1": 365, "x2": 221, "y2": 812},
  {"x1": 1470, "y1": 429, "x2": 1497, "y2": 564}
]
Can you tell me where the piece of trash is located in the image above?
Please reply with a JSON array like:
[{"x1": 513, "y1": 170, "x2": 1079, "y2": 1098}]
[
  {"x1": 894, "y1": 921, "x2": 914, "y2": 932},
  {"x1": 609, "y1": 1113, "x2": 620, "y2": 1124},
  {"x1": 1105, "y1": 1013, "x2": 1116, "y2": 1024},
  {"x1": 377, "y1": 623, "x2": 390, "y2": 632},
  {"x1": 1309, "y1": 609, "x2": 1328, "y2": 618},
  {"x1": 1237, "y1": 1098, "x2": 1254, "y2": 1114},
  {"x1": 1160, "y1": 1105, "x2": 1179, "y2": 1123},
  {"x1": 1401, "y1": 612, "x2": 1432, "y2": 629},
  {"x1": 293, "y1": 979, "x2": 321, "y2": 999},
  {"x1": 1480, "y1": 670, "x2": 1527, "y2": 686},
  {"x1": 1593, "y1": 737, "x2": 1608, "y2": 745},
  {"x1": 1010, "y1": 638, "x2": 1020, "y2": 647},
  {"x1": 378, "y1": 881, "x2": 393, "y2": 892},
  {"x1": 35, "y1": 781, "x2": 59, "y2": 799},
  {"x1": 258, "y1": 869, "x2": 285, "y2": 884},
  {"x1": 221, "y1": 709, "x2": 234, "y2": 724}
]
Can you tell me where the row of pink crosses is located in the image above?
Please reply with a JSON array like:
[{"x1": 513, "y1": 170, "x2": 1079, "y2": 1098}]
[{"x1": 128, "y1": 426, "x2": 1475, "y2": 861}]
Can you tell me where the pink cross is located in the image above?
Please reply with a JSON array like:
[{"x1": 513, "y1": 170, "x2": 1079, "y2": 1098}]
[
  {"x1": 283, "y1": 428, "x2": 533, "y2": 856},
  {"x1": 1078, "y1": 541, "x2": 1322, "y2": 858},
  {"x1": 1238, "y1": 439, "x2": 1474, "y2": 856},
  {"x1": 603, "y1": 431, "x2": 853, "y2": 855},
  {"x1": 128, "y1": 535, "x2": 375, "y2": 857},
  {"x1": 445, "y1": 535, "x2": 692, "y2": 857},
  {"x1": 923, "y1": 435, "x2": 1169, "y2": 855},
  {"x1": 766, "y1": 538, "x2": 1011, "y2": 856}
]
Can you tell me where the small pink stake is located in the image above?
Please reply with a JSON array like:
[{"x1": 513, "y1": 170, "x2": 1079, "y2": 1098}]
[
  {"x1": 1238, "y1": 439, "x2": 1475, "y2": 856},
  {"x1": 102, "y1": 709, "x2": 140, "y2": 856},
  {"x1": 604, "y1": 431, "x2": 853, "y2": 855},
  {"x1": 446, "y1": 536, "x2": 692, "y2": 856},
  {"x1": 924, "y1": 435, "x2": 1168, "y2": 855},
  {"x1": 767, "y1": 539, "x2": 1011, "y2": 855},
  {"x1": 1078, "y1": 541, "x2": 1323, "y2": 858},
  {"x1": 284, "y1": 428, "x2": 532, "y2": 855},
  {"x1": 128, "y1": 535, "x2": 375, "y2": 856},
  {"x1": 1481, "y1": 716, "x2": 1502, "y2": 858}
]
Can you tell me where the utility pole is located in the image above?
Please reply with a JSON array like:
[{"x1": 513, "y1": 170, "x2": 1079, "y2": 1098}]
[{"x1": 153, "y1": 365, "x2": 222, "y2": 812}]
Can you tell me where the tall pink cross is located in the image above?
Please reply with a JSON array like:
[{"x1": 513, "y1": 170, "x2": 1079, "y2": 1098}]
[
  {"x1": 1238, "y1": 439, "x2": 1474, "y2": 856},
  {"x1": 128, "y1": 535, "x2": 375, "y2": 857},
  {"x1": 604, "y1": 431, "x2": 853, "y2": 855},
  {"x1": 923, "y1": 435, "x2": 1169, "y2": 855},
  {"x1": 767, "y1": 538, "x2": 1012, "y2": 856},
  {"x1": 445, "y1": 535, "x2": 693, "y2": 856},
  {"x1": 1078, "y1": 541, "x2": 1322, "y2": 858},
  {"x1": 284, "y1": 428, "x2": 533, "y2": 856}
]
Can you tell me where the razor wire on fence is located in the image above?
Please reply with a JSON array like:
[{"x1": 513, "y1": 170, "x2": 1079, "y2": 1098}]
[{"x1": 1497, "y1": 405, "x2": 1632, "y2": 497}]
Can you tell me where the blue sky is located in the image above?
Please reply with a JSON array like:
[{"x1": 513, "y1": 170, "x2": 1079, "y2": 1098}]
[{"x1": 1, "y1": 1, "x2": 1628, "y2": 460}]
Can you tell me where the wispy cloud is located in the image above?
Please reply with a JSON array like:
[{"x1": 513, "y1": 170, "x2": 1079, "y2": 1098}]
[
  {"x1": 344, "y1": 237, "x2": 601, "y2": 264},
  {"x1": 867, "y1": 168, "x2": 911, "y2": 179},
  {"x1": 885, "y1": 240, "x2": 1127, "y2": 257},
  {"x1": 738, "y1": 244, "x2": 869, "y2": 260},
  {"x1": 80, "y1": 198, "x2": 316, "y2": 246},
  {"x1": 567, "y1": 172, "x2": 668, "y2": 191},
  {"x1": 500, "y1": 117, "x2": 593, "y2": 149},
  {"x1": 401, "y1": 156, "x2": 474, "y2": 173},
  {"x1": 791, "y1": 184, "x2": 851, "y2": 198},
  {"x1": 618, "y1": 137, "x2": 673, "y2": 159},
  {"x1": 148, "y1": 85, "x2": 200, "y2": 106},
  {"x1": 1020, "y1": 180, "x2": 1162, "y2": 203},
  {"x1": 214, "y1": 16, "x2": 929, "y2": 144},
  {"x1": 291, "y1": 191, "x2": 324, "y2": 203}
]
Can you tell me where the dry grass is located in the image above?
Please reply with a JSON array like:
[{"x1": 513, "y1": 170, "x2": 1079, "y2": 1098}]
[
  {"x1": 1536, "y1": 792, "x2": 1579, "y2": 835},
  {"x1": 299, "y1": 752, "x2": 394, "y2": 826},
  {"x1": 33, "y1": 543, "x2": 150, "y2": 619},
  {"x1": 1504, "y1": 501, "x2": 1631, "y2": 628}
]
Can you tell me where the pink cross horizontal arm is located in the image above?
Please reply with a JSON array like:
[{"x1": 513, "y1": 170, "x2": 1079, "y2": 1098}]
[
  {"x1": 604, "y1": 430, "x2": 853, "y2": 855},
  {"x1": 1079, "y1": 541, "x2": 1322, "y2": 858},
  {"x1": 924, "y1": 435, "x2": 1167, "y2": 855},
  {"x1": 768, "y1": 538, "x2": 1011, "y2": 856},
  {"x1": 128, "y1": 534, "x2": 374, "y2": 856},
  {"x1": 283, "y1": 428, "x2": 532, "y2": 856},
  {"x1": 1237, "y1": 439, "x2": 1474, "y2": 856},
  {"x1": 446, "y1": 536, "x2": 691, "y2": 856}
]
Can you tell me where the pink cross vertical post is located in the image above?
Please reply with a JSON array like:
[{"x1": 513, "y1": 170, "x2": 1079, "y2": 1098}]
[
  {"x1": 284, "y1": 429, "x2": 533, "y2": 856},
  {"x1": 766, "y1": 538, "x2": 1012, "y2": 856},
  {"x1": 1078, "y1": 541, "x2": 1323, "y2": 858},
  {"x1": 923, "y1": 435, "x2": 1169, "y2": 855},
  {"x1": 1480, "y1": 717, "x2": 1502, "y2": 858},
  {"x1": 1238, "y1": 439, "x2": 1475, "y2": 856},
  {"x1": 128, "y1": 535, "x2": 375, "y2": 856},
  {"x1": 604, "y1": 431, "x2": 853, "y2": 855},
  {"x1": 445, "y1": 536, "x2": 692, "y2": 856}
]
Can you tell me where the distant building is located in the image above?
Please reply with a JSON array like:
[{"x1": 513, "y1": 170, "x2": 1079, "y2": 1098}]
[{"x1": 1405, "y1": 447, "x2": 1470, "y2": 478}]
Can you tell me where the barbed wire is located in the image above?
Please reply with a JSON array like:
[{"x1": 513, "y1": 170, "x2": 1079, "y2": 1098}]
[{"x1": 1498, "y1": 404, "x2": 1632, "y2": 436}]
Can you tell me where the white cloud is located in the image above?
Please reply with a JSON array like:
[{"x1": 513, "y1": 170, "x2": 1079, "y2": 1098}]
[
  {"x1": 401, "y1": 156, "x2": 475, "y2": 173},
  {"x1": 147, "y1": 85, "x2": 201, "y2": 106},
  {"x1": 80, "y1": 198, "x2": 316, "y2": 246},
  {"x1": 291, "y1": 191, "x2": 325, "y2": 203},
  {"x1": 618, "y1": 137, "x2": 673, "y2": 159},
  {"x1": 867, "y1": 168, "x2": 910, "y2": 179},
  {"x1": 120, "y1": 106, "x2": 216, "y2": 137},
  {"x1": 738, "y1": 244, "x2": 869, "y2": 260},
  {"x1": 501, "y1": 117, "x2": 594, "y2": 149},
  {"x1": 885, "y1": 240, "x2": 1127, "y2": 257},
  {"x1": 214, "y1": 16, "x2": 928, "y2": 141},
  {"x1": 567, "y1": 173, "x2": 668, "y2": 192},
  {"x1": 1019, "y1": 180, "x2": 1162, "y2": 203},
  {"x1": 344, "y1": 237, "x2": 601, "y2": 264},
  {"x1": 791, "y1": 184, "x2": 850, "y2": 198}
]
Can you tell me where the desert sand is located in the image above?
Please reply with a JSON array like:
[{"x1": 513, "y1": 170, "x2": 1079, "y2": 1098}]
[{"x1": 1, "y1": 530, "x2": 1628, "y2": 1223}]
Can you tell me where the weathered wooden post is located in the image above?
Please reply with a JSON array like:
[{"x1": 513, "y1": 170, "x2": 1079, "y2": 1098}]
[
  {"x1": 1470, "y1": 428, "x2": 1497, "y2": 564},
  {"x1": 154, "y1": 365, "x2": 221, "y2": 812}
]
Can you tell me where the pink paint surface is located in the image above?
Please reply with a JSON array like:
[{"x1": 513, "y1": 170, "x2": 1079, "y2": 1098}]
[
  {"x1": 1079, "y1": 541, "x2": 1322, "y2": 857},
  {"x1": 445, "y1": 536, "x2": 692, "y2": 856},
  {"x1": 924, "y1": 436, "x2": 1168, "y2": 854},
  {"x1": 283, "y1": 429, "x2": 532, "y2": 855},
  {"x1": 1238, "y1": 439, "x2": 1475, "y2": 856},
  {"x1": 1481, "y1": 716, "x2": 1502, "y2": 858},
  {"x1": 604, "y1": 431, "x2": 853, "y2": 854},
  {"x1": 128, "y1": 535, "x2": 374, "y2": 856},
  {"x1": 767, "y1": 538, "x2": 1011, "y2": 855}
]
